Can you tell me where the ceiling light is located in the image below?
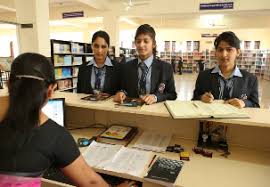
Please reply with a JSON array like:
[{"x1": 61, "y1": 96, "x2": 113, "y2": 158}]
[
  {"x1": 199, "y1": 14, "x2": 225, "y2": 27},
  {"x1": 120, "y1": 17, "x2": 138, "y2": 26}
]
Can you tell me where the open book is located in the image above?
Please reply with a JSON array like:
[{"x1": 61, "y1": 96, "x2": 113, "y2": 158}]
[
  {"x1": 132, "y1": 131, "x2": 172, "y2": 152},
  {"x1": 83, "y1": 141, "x2": 154, "y2": 177},
  {"x1": 165, "y1": 100, "x2": 249, "y2": 119}
]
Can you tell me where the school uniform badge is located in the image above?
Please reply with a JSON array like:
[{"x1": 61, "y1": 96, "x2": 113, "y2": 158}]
[
  {"x1": 158, "y1": 83, "x2": 165, "y2": 93},
  {"x1": 240, "y1": 94, "x2": 247, "y2": 100}
]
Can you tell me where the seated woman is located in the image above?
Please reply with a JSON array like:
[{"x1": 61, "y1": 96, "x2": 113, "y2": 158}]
[
  {"x1": 114, "y1": 24, "x2": 177, "y2": 105},
  {"x1": 77, "y1": 30, "x2": 120, "y2": 95},
  {"x1": 193, "y1": 31, "x2": 260, "y2": 108},
  {"x1": 0, "y1": 53, "x2": 133, "y2": 187}
]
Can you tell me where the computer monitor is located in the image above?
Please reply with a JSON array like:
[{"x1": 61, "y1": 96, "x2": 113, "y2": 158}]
[{"x1": 42, "y1": 98, "x2": 65, "y2": 127}]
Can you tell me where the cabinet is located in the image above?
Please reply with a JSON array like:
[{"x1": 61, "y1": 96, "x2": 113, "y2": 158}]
[{"x1": 50, "y1": 39, "x2": 93, "y2": 92}]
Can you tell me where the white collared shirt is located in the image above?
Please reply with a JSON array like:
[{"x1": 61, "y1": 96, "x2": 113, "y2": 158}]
[{"x1": 87, "y1": 57, "x2": 113, "y2": 92}]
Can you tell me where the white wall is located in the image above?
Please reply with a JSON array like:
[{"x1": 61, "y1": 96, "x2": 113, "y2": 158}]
[
  {"x1": 0, "y1": 28, "x2": 19, "y2": 57},
  {"x1": 1, "y1": 26, "x2": 270, "y2": 57}
]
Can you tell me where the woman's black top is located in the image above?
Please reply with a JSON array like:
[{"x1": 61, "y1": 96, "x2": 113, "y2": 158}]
[{"x1": 0, "y1": 119, "x2": 80, "y2": 174}]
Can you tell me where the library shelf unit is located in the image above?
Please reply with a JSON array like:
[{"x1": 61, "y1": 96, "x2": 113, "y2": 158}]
[
  {"x1": 262, "y1": 50, "x2": 270, "y2": 80},
  {"x1": 50, "y1": 39, "x2": 93, "y2": 92},
  {"x1": 160, "y1": 51, "x2": 206, "y2": 73},
  {"x1": 206, "y1": 49, "x2": 270, "y2": 79}
]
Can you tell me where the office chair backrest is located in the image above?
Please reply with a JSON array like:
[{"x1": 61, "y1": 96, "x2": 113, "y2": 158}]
[{"x1": 0, "y1": 171, "x2": 42, "y2": 187}]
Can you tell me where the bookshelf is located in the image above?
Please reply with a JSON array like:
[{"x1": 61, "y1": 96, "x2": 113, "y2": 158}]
[
  {"x1": 50, "y1": 39, "x2": 93, "y2": 92},
  {"x1": 182, "y1": 51, "x2": 205, "y2": 73},
  {"x1": 205, "y1": 49, "x2": 270, "y2": 79},
  {"x1": 159, "y1": 49, "x2": 270, "y2": 79},
  {"x1": 160, "y1": 51, "x2": 206, "y2": 73},
  {"x1": 263, "y1": 50, "x2": 270, "y2": 80}
]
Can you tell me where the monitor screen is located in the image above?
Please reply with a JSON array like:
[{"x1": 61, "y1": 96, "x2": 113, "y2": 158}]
[{"x1": 42, "y1": 98, "x2": 65, "y2": 127}]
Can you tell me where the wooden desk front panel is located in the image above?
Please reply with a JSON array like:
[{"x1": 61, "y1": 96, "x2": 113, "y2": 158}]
[
  {"x1": 65, "y1": 106, "x2": 270, "y2": 151},
  {"x1": 0, "y1": 95, "x2": 8, "y2": 121}
]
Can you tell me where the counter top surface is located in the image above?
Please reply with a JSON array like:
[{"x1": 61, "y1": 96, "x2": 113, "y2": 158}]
[{"x1": 54, "y1": 92, "x2": 270, "y2": 128}]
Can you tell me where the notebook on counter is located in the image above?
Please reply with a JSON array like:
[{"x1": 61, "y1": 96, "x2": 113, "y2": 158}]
[
  {"x1": 81, "y1": 93, "x2": 111, "y2": 101},
  {"x1": 165, "y1": 100, "x2": 249, "y2": 119},
  {"x1": 96, "y1": 125, "x2": 138, "y2": 146}
]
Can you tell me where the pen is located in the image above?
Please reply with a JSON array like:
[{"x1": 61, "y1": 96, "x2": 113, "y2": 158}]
[
  {"x1": 148, "y1": 155, "x2": 157, "y2": 168},
  {"x1": 192, "y1": 102, "x2": 199, "y2": 108}
]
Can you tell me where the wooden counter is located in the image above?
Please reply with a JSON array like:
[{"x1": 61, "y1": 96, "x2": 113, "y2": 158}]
[
  {"x1": 52, "y1": 92, "x2": 270, "y2": 187},
  {"x1": 54, "y1": 91, "x2": 270, "y2": 128},
  {"x1": 1, "y1": 91, "x2": 270, "y2": 187},
  {"x1": 69, "y1": 128, "x2": 270, "y2": 187}
]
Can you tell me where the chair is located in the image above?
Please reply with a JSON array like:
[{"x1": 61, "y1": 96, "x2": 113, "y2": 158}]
[
  {"x1": 0, "y1": 171, "x2": 42, "y2": 187},
  {"x1": 0, "y1": 70, "x2": 10, "y2": 89},
  {"x1": 2, "y1": 70, "x2": 10, "y2": 82},
  {"x1": 0, "y1": 70, "x2": 3, "y2": 89}
]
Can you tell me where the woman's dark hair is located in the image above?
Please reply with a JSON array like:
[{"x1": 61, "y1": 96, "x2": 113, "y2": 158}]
[
  {"x1": 214, "y1": 31, "x2": 240, "y2": 49},
  {"x1": 2, "y1": 53, "x2": 56, "y2": 132},
  {"x1": 92, "y1": 30, "x2": 110, "y2": 47},
  {"x1": 135, "y1": 24, "x2": 157, "y2": 56}
]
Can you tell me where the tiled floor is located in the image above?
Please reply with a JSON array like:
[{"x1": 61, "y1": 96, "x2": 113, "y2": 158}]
[{"x1": 174, "y1": 73, "x2": 270, "y2": 109}]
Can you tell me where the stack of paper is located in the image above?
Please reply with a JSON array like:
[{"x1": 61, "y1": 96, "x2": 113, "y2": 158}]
[
  {"x1": 132, "y1": 131, "x2": 172, "y2": 152},
  {"x1": 104, "y1": 147, "x2": 153, "y2": 177},
  {"x1": 83, "y1": 141, "x2": 122, "y2": 168}
]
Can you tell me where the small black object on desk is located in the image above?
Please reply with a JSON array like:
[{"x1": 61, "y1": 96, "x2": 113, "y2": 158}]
[
  {"x1": 166, "y1": 144, "x2": 184, "y2": 153},
  {"x1": 77, "y1": 136, "x2": 97, "y2": 147}
]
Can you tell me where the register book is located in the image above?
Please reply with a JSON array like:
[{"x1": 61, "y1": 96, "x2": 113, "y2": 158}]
[
  {"x1": 83, "y1": 141, "x2": 154, "y2": 177},
  {"x1": 165, "y1": 100, "x2": 249, "y2": 119}
]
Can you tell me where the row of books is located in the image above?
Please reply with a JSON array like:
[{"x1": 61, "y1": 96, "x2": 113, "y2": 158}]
[
  {"x1": 54, "y1": 55, "x2": 83, "y2": 66},
  {"x1": 54, "y1": 67, "x2": 79, "y2": 78},
  {"x1": 71, "y1": 43, "x2": 84, "y2": 53},
  {"x1": 55, "y1": 67, "x2": 72, "y2": 79},
  {"x1": 57, "y1": 79, "x2": 72, "y2": 90},
  {"x1": 53, "y1": 43, "x2": 70, "y2": 53},
  {"x1": 53, "y1": 43, "x2": 85, "y2": 54}
]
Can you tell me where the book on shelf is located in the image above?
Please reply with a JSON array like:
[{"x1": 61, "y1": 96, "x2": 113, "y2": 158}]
[
  {"x1": 64, "y1": 55, "x2": 72, "y2": 65},
  {"x1": 83, "y1": 141, "x2": 154, "y2": 177},
  {"x1": 54, "y1": 55, "x2": 64, "y2": 66},
  {"x1": 165, "y1": 100, "x2": 249, "y2": 119},
  {"x1": 73, "y1": 56, "x2": 83, "y2": 65},
  {"x1": 53, "y1": 43, "x2": 70, "y2": 53},
  {"x1": 96, "y1": 125, "x2": 138, "y2": 146},
  {"x1": 57, "y1": 79, "x2": 72, "y2": 90},
  {"x1": 71, "y1": 43, "x2": 84, "y2": 53},
  {"x1": 144, "y1": 157, "x2": 184, "y2": 186},
  {"x1": 62, "y1": 67, "x2": 72, "y2": 77},
  {"x1": 55, "y1": 68, "x2": 62, "y2": 79},
  {"x1": 72, "y1": 67, "x2": 79, "y2": 77}
]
